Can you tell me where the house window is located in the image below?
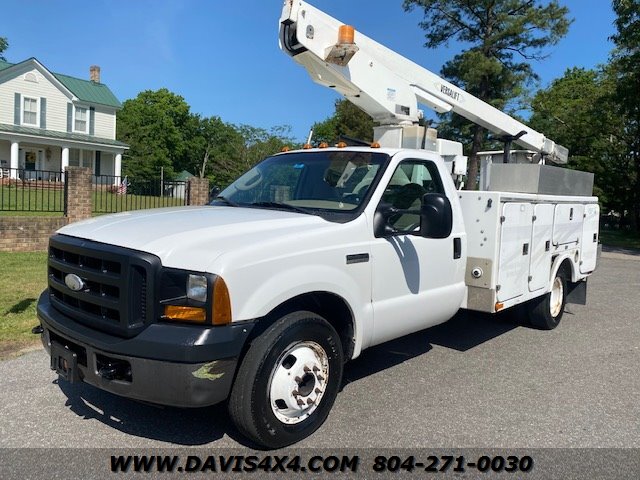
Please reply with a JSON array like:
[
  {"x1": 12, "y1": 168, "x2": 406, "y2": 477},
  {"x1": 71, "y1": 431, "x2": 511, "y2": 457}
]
[
  {"x1": 22, "y1": 97, "x2": 39, "y2": 126},
  {"x1": 69, "y1": 149, "x2": 93, "y2": 169},
  {"x1": 74, "y1": 106, "x2": 88, "y2": 133},
  {"x1": 69, "y1": 149, "x2": 80, "y2": 167},
  {"x1": 83, "y1": 150, "x2": 94, "y2": 170}
]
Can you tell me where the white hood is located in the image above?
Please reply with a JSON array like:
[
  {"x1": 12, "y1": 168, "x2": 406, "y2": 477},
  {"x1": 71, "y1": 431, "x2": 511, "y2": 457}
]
[{"x1": 58, "y1": 206, "x2": 330, "y2": 271}]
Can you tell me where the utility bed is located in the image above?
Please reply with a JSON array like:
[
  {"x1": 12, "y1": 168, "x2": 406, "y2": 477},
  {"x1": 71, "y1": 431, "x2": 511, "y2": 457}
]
[{"x1": 459, "y1": 190, "x2": 600, "y2": 313}]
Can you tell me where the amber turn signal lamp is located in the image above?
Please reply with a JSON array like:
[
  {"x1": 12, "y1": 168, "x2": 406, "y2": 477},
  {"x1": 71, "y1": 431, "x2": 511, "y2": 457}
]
[
  {"x1": 338, "y1": 25, "x2": 355, "y2": 45},
  {"x1": 495, "y1": 302, "x2": 504, "y2": 312},
  {"x1": 212, "y1": 277, "x2": 232, "y2": 326},
  {"x1": 164, "y1": 305, "x2": 207, "y2": 323}
]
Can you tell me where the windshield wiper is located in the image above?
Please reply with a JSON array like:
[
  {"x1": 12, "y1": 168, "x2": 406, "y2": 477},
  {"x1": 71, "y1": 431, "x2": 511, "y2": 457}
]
[
  {"x1": 247, "y1": 201, "x2": 313, "y2": 215},
  {"x1": 213, "y1": 195, "x2": 239, "y2": 207}
]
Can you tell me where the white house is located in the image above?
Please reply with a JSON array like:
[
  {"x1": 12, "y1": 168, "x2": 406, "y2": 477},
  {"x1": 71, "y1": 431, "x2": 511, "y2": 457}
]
[{"x1": 0, "y1": 58, "x2": 128, "y2": 180}]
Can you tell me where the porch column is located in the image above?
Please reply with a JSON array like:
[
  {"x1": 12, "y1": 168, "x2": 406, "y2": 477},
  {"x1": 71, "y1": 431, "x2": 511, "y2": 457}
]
[
  {"x1": 10, "y1": 141, "x2": 19, "y2": 179},
  {"x1": 61, "y1": 146, "x2": 69, "y2": 182},
  {"x1": 114, "y1": 153, "x2": 122, "y2": 180}
]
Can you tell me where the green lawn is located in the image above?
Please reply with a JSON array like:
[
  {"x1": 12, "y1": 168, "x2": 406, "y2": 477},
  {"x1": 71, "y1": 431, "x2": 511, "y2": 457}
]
[
  {"x1": 599, "y1": 229, "x2": 640, "y2": 250},
  {"x1": 92, "y1": 189, "x2": 186, "y2": 214},
  {"x1": 0, "y1": 252, "x2": 48, "y2": 358}
]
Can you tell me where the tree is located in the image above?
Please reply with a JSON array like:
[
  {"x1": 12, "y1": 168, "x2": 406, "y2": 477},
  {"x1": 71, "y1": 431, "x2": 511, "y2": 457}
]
[
  {"x1": 183, "y1": 115, "x2": 244, "y2": 182},
  {"x1": 116, "y1": 89, "x2": 192, "y2": 179},
  {"x1": 234, "y1": 125, "x2": 296, "y2": 171},
  {"x1": 312, "y1": 99, "x2": 374, "y2": 144},
  {"x1": 116, "y1": 88, "x2": 297, "y2": 188},
  {"x1": 611, "y1": 0, "x2": 640, "y2": 230},
  {"x1": 0, "y1": 37, "x2": 8, "y2": 61},
  {"x1": 529, "y1": 67, "x2": 630, "y2": 219},
  {"x1": 403, "y1": 0, "x2": 571, "y2": 189},
  {"x1": 193, "y1": 123, "x2": 296, "y2": 188}
]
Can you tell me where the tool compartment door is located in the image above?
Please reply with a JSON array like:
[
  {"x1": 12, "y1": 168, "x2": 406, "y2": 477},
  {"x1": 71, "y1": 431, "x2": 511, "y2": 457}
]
[
  {"x1": 497, "y1": 202, "x2": 533, "y2": 302},
  {"x1": 580, "y1": 203, "x2": 600, "y2": 273},
  {"x1": 553, "y1": 204, "x2": 584, "y2": 246},
  {"x1": 529, "y1": 204, "x2": 554, "y2": 292}
]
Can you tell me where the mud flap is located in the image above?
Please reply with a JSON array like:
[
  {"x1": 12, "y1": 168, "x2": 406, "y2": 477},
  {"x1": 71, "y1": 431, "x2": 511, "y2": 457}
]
[{"x1": 566, "y1": 280, "x2": 587, "y2": 305}]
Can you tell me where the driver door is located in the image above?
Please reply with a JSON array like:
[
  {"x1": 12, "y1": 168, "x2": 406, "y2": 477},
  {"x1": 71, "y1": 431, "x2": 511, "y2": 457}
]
[{"x1": 370, "y1": 158, "x2": 464, "y2": 346}]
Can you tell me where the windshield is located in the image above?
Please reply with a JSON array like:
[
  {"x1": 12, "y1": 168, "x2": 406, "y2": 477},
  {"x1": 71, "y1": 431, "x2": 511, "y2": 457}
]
[{"x1": 215, "y1": 151, "x2": 388, "y2": 215}]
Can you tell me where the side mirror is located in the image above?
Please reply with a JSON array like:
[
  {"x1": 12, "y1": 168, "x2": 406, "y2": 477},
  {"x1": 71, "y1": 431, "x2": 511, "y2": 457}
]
[
  {"x1": 420, "y1": 193, "x2": 453, "y2": 239},
  {"x1": 373, "y1": 202, "x2": 398, "y2": 238}
]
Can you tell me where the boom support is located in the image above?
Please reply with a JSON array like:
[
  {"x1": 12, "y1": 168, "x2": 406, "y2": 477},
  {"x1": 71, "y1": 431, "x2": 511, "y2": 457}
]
[{"x1": 279, "y1": 0, "x2": 568, "y2": 163}]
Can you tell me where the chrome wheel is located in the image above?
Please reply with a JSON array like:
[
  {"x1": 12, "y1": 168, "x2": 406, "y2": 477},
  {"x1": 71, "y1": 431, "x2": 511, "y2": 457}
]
[{"x1": 269, "y1": 341, "x2": 329, "y2": 425}]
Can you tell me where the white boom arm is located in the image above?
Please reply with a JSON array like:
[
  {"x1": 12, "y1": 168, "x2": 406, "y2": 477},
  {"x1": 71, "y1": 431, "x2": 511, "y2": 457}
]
[{"x1": 279, "y1": 0, "x2": 568, "y2": 163}]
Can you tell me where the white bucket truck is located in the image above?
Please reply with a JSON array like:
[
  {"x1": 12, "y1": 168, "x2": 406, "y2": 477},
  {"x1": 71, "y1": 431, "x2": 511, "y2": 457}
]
[{"x1": 35, "y1": 1, "x2": 599, "y2": 448}]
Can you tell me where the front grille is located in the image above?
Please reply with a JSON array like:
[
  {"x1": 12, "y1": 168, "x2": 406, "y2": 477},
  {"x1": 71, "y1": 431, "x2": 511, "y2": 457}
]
[{"x1": 47, "y1": 235, "x2": 160, "y2": 338}]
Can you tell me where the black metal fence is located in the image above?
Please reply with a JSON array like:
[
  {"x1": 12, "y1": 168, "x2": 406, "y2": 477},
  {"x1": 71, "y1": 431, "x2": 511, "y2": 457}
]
[
  {"x1": 0, "y1": 168, "x2": 191, "y2": 214},
  {"x1": 92, "y1": 175, "x2": 189, "y2": 214},
  {"x1": 0, "y1": 168, "x2": 65, "y2": 213}
]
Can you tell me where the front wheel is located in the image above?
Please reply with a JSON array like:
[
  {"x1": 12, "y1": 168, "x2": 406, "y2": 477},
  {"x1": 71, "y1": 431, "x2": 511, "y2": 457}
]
[
  {"x1": 228, "y1": 311, "x2": 343, "y2": 448},
  {"x1": 527, "y1": 268, "x2": 567, "y2": 330}
]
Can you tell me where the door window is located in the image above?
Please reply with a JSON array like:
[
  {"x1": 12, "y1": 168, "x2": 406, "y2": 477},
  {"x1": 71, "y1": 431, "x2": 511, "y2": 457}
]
[{"x1": 378, "y1": 160, "x2": 444, "y2": 234}]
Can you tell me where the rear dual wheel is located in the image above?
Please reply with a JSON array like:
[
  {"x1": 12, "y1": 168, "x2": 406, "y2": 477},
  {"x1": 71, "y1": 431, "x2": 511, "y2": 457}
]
[{"x1": 228, "y1": 311, "x2": 343, "y2": 449}]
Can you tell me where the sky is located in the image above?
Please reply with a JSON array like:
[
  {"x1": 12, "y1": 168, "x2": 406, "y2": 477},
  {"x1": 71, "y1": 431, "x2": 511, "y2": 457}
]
[{"x1": 2, "y1": 0, "x2": 617, "y2": 142}]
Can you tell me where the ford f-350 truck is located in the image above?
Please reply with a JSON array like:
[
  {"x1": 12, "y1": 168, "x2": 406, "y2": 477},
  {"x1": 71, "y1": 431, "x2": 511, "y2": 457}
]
[{"x1": 35, "y1": 1, "x2": 599, "y2": 448}]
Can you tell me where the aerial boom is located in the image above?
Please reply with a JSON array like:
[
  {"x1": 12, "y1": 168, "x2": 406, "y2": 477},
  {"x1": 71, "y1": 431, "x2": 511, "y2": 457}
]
[{"x1": 279, "y1": 0, "x2": 568, "y2": 163}]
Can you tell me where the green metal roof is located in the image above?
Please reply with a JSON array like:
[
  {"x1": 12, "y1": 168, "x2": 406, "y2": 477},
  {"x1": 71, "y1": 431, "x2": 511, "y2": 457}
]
[
  {"x1": 0, "y1": 123, "x2": 129, "y2": 148},
  {"x1": 0, "y1": 58, "x2": 122, "y2": 108},
  {"x1": 53, "y1": 72, "x2": 122, "y2": 109}
]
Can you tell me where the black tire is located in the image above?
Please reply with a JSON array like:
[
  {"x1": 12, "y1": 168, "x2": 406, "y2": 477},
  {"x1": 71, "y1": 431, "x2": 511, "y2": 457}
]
[
  {"x1": 228, "y1": 311, "x2": 343, "y2": 449},
  {"x1": 527, "y1": 267, "x2": 568, "y2": 330}
]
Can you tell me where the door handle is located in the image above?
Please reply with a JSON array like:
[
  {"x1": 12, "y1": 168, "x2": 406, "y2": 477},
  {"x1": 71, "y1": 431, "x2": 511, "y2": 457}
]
[{"x1": 453, "y1": 237, "x2": 462, "y2": 259}]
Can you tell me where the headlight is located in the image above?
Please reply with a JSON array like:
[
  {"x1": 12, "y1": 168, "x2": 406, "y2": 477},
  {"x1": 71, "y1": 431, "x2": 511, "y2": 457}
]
[
  {"x1": 187, "y1": 274, "x2": 208, "y2": 302},
  {"x1": 159, "y1": 269, "x2": 230, "y2": 326}
]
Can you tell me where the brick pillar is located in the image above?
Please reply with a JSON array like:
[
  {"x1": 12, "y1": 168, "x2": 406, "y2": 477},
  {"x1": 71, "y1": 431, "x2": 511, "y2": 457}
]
[
  {"x1": 187, "y1": 177, "x2": 210, "y2": 206},
  {"x1": 65, "y1": 167, "x2": 93, "y2": 222}
]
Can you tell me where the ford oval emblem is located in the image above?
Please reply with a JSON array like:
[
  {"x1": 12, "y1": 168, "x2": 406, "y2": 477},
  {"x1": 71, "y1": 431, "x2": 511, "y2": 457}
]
[{"x1": 64, "y1": 274, "x2": 85, "y2": 292}]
